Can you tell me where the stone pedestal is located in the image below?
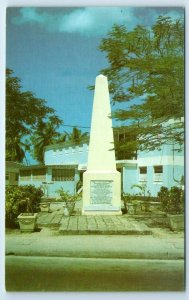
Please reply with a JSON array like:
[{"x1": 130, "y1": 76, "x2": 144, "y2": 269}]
[{"x1": 82, "y1": 75, "x2": 121, "y2": 215}]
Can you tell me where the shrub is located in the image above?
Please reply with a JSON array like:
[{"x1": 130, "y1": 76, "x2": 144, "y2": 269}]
[
  {"x1": 122, "y1": 193, "x2": 134, "y2": 213},
  {"x1": 157, "y1": 186, "x2": 169, "y2": 212},
  {"x1": 57, "y1": 187, "x2": 80, "y2": 215},
  {"x1": 131, "y1": 184, "x2": 152, "y2": 198},
  {"x1": 6, "y1": 185, "x2": 43, "y2": 228},
  {"x1": 158, "y1": 186, "x2": 184, "y2": 215}
]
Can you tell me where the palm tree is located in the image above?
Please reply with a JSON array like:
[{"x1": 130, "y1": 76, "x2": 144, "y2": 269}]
[
  {"x1": 31, "y1": 117, "x2": 62, "y2": 163},
  {"x1": 6, "y1": 134, "x2": 30, "y2": 164},
  {"x1": 56, "y1": 131, "x2": 68, "y2": 143},
  {"x1": 67, "y1": 127, "x2": 89, "y2": 145}
]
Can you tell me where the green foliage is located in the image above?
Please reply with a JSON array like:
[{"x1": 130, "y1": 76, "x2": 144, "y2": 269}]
[
  {"x1": 67, "y1": 127, "x2": 89, "y2": 145},
  {"x1": 31, "y1": 116, "x2": 63, "y2": 163},
  {"x1": 97, "y1": 16, "x2": 184, "y2": 152},
  {"x1": 132, "y1": 184, "x2": 151, "y2": 212},
  {"x1": 114, "y1": 126, "x2": 138, "y2": 159},
  {"x1": 6, "y1": 69, "x2": 63, "y2": 163},
  {"x1": 58, "y1": 187, "x2": 80, "y2": 215},
  {"x1": 122, "y1": 192, "x2": 134, "y2": 212},
  {"x1": 122, "y1": 192, "x2": 135, "y2": 203},
  {"x1": 58, "y1": 187, "x2": 79, "y2": 203},
  {"x1": 6, "y1": 185, "x2": 43, "y2": 228},
  {"x1": 158, "y1": 186, "x2": 184, "y2": 214},
  {"x1": 131, "y1": 184, "x2": 151, "y2": 198}
]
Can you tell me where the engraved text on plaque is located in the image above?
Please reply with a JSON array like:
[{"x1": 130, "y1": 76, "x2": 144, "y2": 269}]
[{"x1": 90, "y1": 180, "x2": 113, "y2": 204}]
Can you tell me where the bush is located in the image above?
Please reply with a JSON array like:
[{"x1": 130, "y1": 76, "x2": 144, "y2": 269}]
[
  {"x1": 157, "y1": 186, "x2": 169, "y2": 211},
  {"x1": 122, "y1": 193, "x2": 133, "y2": 212},
  {"x1": 57, "y1": 187, "x2": 80, "y2": 215},
  {"x1": 158, "y1": 186, "x2": 184, "y2": 215},
  {"x1": 6, "y1": 185, "x2": 43, "y2": 228}
]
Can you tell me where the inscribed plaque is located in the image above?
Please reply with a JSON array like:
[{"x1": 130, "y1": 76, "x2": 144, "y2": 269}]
[{"x1": 90, "y1": 180, "x2": 113, "y2": 204}]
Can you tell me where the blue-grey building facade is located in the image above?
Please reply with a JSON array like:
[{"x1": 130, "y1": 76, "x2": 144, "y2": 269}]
[{"x1": 19, "y1": 137, "x2": 184, "y2": 197}]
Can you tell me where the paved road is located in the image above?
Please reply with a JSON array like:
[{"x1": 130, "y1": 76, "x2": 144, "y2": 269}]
[{"x1": 5, "y1": 256, "x2": 185, "y2": 292}]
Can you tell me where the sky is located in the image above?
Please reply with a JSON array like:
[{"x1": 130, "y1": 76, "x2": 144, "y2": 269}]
[
  {"x1": 6, "y1": 7, "x2": 184, "y2": 128},
  {"x1": 6, "y1": 6, "x2": 184, "y2": 164}
]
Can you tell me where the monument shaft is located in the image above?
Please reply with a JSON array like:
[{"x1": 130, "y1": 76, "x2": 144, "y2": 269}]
[
  {"x1": 82, "y1": 75, "x2": 122, "y2": 215},
  {"x1": 87, "y1": 75, "x2": 116, "y2": 171}
]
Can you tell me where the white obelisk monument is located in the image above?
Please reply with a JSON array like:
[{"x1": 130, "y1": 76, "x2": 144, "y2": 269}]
[{"x1": 82, "y1": 75, "x2": 122, "y2": 215}]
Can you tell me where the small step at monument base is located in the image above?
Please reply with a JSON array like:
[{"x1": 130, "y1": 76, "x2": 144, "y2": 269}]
[
  {"x1": 82, "y1": 204, "x2": 122, "y2": 216},
  {"x1": 82, "y1": 211, "x2": 122, "y2": 216},
  {"x1": 59, "y1": 216, "x2": 152, "y2": 235}
]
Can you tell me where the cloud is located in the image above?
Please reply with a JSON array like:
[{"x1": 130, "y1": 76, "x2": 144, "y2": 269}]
[
  {"x1": 13, "y1": 8, "x2": 49, "y2": 24},
  {"x1": 12, "y1": 7, "x2": 136, "y2": 35},
  {"x1": 12, "y1": 7, "x2": 184, "y2": 36},
  {"x1": 59, "y1": 7, "x2": 136, "y2": 35}
]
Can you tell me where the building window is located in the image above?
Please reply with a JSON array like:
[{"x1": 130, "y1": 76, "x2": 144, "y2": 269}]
[
  {"x1": 52, "y1": 169, "x2": 75, "y2": 181},
  {"x1": 32, "y1": 169, "x2": 46, "y2": 181},
  {"x1": 153, "y1": 165, "x2": 163, "y2": 182},
  {"x1": 20, "y1": 170, "x2": 31, "y2": 181},
  {"x1": 139, "y1": 167, "x2": 147, "y2": 182}
]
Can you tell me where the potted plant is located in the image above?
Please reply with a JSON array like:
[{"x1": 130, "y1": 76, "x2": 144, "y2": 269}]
[
  {"x1": 6, "y1": 185, "x2": 43, "y2": 230},
  {"x1": 58, "y1": 188, "x2": 79, "y2": 216},
  {"x1": 39, "y1": 202, "x2": 51, "y2": 212},
  {"x1": 131, "y1": 184, "x2": 151, "y2": 213},
  {"x1": 40, "y1": 196, "x2": 51, "y2": 212},
  {"x1": 128, "y1": 200, "x2": 142, "y2": 215},
  {"x1": 17, "y1": 197, "x2": 38, "y2": 232},
  {"x1": 39, "y1": 181, "x2": 55, "y2": 212},
  {"x1": 122, "y1": 193, "x2": 141, "y2": 215},
  {"x1": 158, "y1": 186, "x2": 184, "y2": 231}
]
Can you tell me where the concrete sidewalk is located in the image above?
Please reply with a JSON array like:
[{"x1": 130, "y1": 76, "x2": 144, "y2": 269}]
[
  {"x1": 5, "y1": 228, "x2": 184, "y2": 260},
  {"x1": 37, "y1": 210, "x2": 162, "y2": 235},
  {"x1": 59, "y1": 215, "x2": 152, "y2": 235}
]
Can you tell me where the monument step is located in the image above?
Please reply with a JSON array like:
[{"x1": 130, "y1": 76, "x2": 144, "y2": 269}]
[{"x1": 58, "y1": 216, "x2": 152, "y2": 235}]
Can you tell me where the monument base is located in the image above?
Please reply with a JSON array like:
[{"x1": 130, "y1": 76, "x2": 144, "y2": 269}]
[
  {"x1": 82, "y1": 170, "x2": 122, "y2": 215},
  {"x1": 82, "y1": 208, "x2": 122, "y2": 216}
]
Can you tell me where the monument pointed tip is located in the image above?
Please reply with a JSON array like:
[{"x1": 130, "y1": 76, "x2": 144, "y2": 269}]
[{"x1": 98, "y1": 74, "x2": 106, "y2": 78}]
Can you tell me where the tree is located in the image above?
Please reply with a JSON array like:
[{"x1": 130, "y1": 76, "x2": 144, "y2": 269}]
[
  {"x1": 31, "y1": 116, "x2": 63, "y2": 163},
  {"x1": 56, "y1": 132, "x2": 68, "y2": 143},
  {"x1": 114, "y1": 126, "x2": 138, "y2": 160},
  {"x1": 67, "y1": 127, "x2": 89, "y2": 145},
  {"x1": 6, "y1": 69, "x2": 63, "y2": 163},
  {"x1": 6, "y1": 133, "x2": 30, "y2": 163},
  {"x1": 97, "y1": 16, "x2": 184, "y2": 152}
]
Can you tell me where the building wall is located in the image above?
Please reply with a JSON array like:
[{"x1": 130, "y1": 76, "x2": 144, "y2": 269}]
[
  {"x1": 122, "y1": 164, "x2": 138, "y2": 194},
  {"x1": 43, "y1": 143, "x2": 88, "y2": 196},
  {"x1": 19, "y1": 167, "x2": 80, "y2": 197},
  {"x1": 136, "y1": 143, "x2": 184, "y2": 196},
  {"x1": 19, "y1": 141, "x2": 184, "y2": 197},
  {"x1": 44, "y1": 144, "x2": 88, "y2": 166}
]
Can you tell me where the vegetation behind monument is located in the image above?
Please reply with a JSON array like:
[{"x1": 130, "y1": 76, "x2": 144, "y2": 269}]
[
  {"x1": 94, "y1": 16, "x2": 184, "y2": 153},
  {"x1": 6, "y1": 69, "x2": 89, "y2": 163}
]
